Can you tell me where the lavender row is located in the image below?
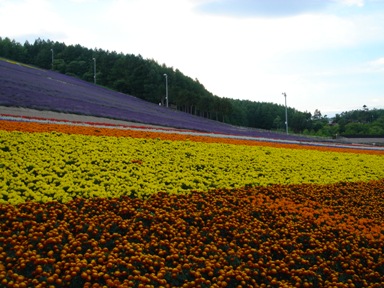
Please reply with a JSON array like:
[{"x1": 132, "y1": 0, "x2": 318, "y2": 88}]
[{"x1": 0, "y1": 60, "x2": 312, "y2": 141}]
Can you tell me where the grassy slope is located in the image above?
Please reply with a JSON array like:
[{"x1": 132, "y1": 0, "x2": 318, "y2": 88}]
[{"x1": 0, "y1": 58, "x2": 311, "y2": 141}]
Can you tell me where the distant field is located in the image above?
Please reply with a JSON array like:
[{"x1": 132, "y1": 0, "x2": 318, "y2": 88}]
[{"x1": 0, "y1": 59, "x2": 317, "y2": 141}]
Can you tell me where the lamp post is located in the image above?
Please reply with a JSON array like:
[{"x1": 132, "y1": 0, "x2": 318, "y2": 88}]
[
  {"x1": 163, "y1": 73, "x2": 168, "y2": 107},
  {"x1": 282, "y1": 92, "x2": 288, "y2": 134},
  {"x1": 93, "y1": 58, "x2": 96, "y2": 84},
  {"x1": 50, "y1": 49, "x2": 54, "y2": 70}
]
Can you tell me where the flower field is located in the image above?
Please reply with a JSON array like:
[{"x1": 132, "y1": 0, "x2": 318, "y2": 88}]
[
  {"x1": 0, "y1": 59, "x2": 310, "y2": 141},
  {"x1": 1, "y1": 119, "x2": 383, "y2": 287}
]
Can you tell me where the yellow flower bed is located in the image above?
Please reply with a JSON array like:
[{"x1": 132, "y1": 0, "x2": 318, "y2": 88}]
[
  {"x1": 1, "y1": 130, "x2": 383, "y2": 204},
  {"x1": 1, "y1": 121, "x2": 384, "y2": 287}
]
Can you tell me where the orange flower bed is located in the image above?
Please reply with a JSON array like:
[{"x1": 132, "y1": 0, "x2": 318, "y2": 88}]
[
  {"x1": 1, "y1": 180, "x2": 383, "y2": 287},
  {"x1": 1, "y1": 119, "x2": 383, "y2": 287},
  {"x1": 1, "y1": 120, "x2": 383, "y2": 155}
]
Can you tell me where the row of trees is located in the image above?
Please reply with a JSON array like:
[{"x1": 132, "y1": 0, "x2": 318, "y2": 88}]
[
  {"x1": 313, "y1": 107, "x2": 384, "y2": 137},
  {"x1": 0, "y1": 37, "x2": 383, "y2": 137}
]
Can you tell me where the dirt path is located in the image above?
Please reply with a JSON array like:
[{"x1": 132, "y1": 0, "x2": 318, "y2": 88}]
[
  {"x1": 0, "y1": 106, "x2": 166, "y2": 128},
  {"x1": 1, "y1": 106, "x2": 383, "y2": 151}
]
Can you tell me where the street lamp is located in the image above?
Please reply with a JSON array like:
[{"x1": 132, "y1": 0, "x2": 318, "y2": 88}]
[
  {"x1": 93, "y1": 58, "x2": 96, "y2": 84},
  {"x1": 50, "y1": 49, "x2": 54, "y2": 70},
  {"x1": 163, "y1": 73, "x2": 168, "y2": 107},
  {"x1": 282, "y1": 92, "x2": 288, "y2": 134}
]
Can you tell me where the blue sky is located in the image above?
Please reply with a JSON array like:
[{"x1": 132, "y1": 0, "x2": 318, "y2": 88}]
[{"x1": 1, "y1": 0, "x2": 383, "y2": 117}]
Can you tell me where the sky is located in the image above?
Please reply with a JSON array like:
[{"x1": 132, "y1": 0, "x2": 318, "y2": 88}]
[{"x1": 1, "y1": 0, "x2": 384, "y2": 117}]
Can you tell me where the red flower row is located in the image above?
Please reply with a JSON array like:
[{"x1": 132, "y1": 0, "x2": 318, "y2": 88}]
[{"x1": 1, "y1": 120, "x2": 382, "y2": 155}]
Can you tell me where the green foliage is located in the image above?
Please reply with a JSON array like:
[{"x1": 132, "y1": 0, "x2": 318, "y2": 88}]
[{"x1": 334, "y1": 108, "x2": 384, "y2": 137}]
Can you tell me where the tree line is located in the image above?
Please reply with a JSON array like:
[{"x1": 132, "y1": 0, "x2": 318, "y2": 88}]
[
  {"x1": 312, "y1": 107, "x2": 384, "y2": 138},
  {"x1": 0, "y1": 37, "x2": 383, "y2": 137}
]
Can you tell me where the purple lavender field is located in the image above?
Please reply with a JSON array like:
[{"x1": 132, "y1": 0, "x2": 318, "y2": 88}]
[{"x1": 0, "y1": 59, "x2": 311, "y2": 141}]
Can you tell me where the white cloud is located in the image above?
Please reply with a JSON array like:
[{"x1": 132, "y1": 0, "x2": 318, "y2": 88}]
[
  {"x1": 338, "y1": 0, "x2": 365, "y2": 7},
  {"x1": 0, "y1": 0, "x2": 54, "y2": 37},
  {"x1": 0, "y1": 0, "x2": 90, "y2": 45},
  {"x1": 370, "y1": 57, "x2": 384, "y2": 65},
  {"x1": 368, "y1": 57, "x2": 384, "y2": 71},
  {"x1": 193, "y1": 0, "x2": 335, "y2": 17},
  {"x1": 68, "y1": 0, "x2": 95, "y2": 3},
  {"x1": 1, "y1": 0, "x2": 383, "y2": 116}
]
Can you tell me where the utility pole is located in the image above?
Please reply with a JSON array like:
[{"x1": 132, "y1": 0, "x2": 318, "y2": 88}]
[
  {"x1": 164, "y1": 73, "x2": 168, "y2": 107},
  {"x1": 93, "y1": 58, "x2": 96, "y2": 84},
  {"x1": 282, "y1": 92, "x2": 288, "y2": 134},
  {"x1": 50, "y1": 49, "x2": 54, "y2": 70}
]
